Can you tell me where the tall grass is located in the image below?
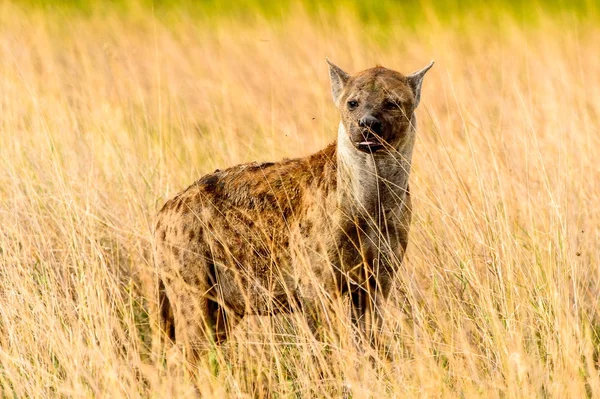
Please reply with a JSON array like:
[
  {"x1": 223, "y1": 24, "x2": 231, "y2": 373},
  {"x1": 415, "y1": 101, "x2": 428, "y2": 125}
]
[{"x1": 0, "y1": 1, "x2": 599, "y2": 397}]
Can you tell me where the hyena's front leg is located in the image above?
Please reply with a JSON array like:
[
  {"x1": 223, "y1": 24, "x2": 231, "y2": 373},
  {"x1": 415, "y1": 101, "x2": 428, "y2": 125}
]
[
  {"x1": 350, "y1": 264, "x2": 394, "y2": 350},
  {"x1": 299, "y1": 292, "x2": 328, "y2": 342}
]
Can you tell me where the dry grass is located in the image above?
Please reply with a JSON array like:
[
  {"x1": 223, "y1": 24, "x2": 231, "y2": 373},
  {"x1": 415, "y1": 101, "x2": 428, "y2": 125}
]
[{"x1": 1, "y1": 1, "x2": 599, "y2": 397}]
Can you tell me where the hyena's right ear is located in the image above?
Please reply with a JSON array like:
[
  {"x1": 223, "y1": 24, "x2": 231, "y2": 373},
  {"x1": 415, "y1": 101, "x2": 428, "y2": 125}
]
[{"x1": 326, "y1": 58, "x2": 349, "y2": 107}]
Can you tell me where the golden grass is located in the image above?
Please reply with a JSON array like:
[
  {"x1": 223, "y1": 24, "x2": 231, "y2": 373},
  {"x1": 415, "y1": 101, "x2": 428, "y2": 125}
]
[{"x1": 1, "y1": 1, "x2": 599, "y2": 397}]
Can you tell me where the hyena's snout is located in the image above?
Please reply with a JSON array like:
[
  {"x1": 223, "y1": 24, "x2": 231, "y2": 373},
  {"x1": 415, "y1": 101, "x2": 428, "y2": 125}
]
[
  {"x1": 355, "y1": 114, "x2": 384, "y2": 153},
  {"x1": 358, "y1": 115, "x2": 382, "y2": 135}
]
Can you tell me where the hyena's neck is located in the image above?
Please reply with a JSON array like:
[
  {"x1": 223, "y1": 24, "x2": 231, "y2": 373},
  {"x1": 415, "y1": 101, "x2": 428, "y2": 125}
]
[{"x1": 336, "y1": 122, "x2": 413, "y2": 217}]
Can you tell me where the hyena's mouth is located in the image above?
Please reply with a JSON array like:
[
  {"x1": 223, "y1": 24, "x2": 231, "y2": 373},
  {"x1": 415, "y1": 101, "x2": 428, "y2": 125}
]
[{"x1": 355, "y1": 140, "x2": 384, "y2": 153}]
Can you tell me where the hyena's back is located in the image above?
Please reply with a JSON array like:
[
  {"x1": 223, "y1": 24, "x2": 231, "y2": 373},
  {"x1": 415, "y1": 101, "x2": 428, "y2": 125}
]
[{"x1": 154, "y1": 144, "x2": 337, "y2": 321}]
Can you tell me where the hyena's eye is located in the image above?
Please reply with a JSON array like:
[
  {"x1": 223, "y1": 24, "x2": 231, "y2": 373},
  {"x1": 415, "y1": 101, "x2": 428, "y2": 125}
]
[
  {"x1": 347, "y1": 100, "x2": 359, "y2": 110},
  {"x1": 383, "y1": 100, "x2": 399, "y2": 110}
]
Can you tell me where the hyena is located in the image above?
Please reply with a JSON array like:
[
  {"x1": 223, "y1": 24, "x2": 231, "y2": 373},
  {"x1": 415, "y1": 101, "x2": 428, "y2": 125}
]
[{"x1": 154, "y1": 59, "x2": 433, "y2": 363}]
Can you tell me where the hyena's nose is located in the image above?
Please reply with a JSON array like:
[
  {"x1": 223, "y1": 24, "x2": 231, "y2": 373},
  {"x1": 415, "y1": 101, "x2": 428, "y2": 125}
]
[{"x1": 358, "y1": 115, "x2": 382, "y2": 135}]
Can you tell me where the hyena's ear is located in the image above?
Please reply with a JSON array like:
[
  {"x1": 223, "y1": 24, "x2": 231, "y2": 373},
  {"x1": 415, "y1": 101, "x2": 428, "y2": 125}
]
[
  {"x1": 326, "y1": 58, "x2": 350, "y2": 107},
  {"x1": 407, "y1": 60, "x2": 434, "y2": 107}
]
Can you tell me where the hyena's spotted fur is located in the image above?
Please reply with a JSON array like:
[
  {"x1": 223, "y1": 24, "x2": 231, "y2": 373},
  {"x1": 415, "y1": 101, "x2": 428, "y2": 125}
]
[{"x1": 154, "y1": 59, "x2": 433, "y2": 362}]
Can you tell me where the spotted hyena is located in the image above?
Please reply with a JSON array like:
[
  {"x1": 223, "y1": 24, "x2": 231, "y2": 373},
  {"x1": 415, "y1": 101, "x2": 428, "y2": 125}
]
[{"x1": 154, "y1": 59, "x2": 433, "y2": 363}]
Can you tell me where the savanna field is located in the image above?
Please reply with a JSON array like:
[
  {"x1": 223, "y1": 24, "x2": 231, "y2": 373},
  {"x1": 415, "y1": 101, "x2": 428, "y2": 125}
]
[{"x1": 1, "y1": 0, "x2": 599, "y2": 397}]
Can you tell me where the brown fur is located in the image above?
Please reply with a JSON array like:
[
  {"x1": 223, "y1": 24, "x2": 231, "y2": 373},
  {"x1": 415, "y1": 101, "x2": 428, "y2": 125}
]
[{"x1": 154, "y1": 60, "x2": 433, "y2": 362}]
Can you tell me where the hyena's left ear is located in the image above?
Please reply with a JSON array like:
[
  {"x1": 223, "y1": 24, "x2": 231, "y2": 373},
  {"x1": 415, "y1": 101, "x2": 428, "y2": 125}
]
[
  {"x1": 407, "y1": 60, "x2": 434, "y2": 107},
  {"x1": 326, "y1": 58, "x2": 350, "y2": 107}
]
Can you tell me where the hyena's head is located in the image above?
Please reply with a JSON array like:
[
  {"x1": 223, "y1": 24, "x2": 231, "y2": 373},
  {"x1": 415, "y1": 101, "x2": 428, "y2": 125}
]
[{"x1": 327, "y1": 59, "x2": 433, "y2": 154}]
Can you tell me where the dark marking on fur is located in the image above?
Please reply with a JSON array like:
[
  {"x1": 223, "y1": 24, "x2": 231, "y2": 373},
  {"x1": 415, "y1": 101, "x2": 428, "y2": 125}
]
[{"x1": 199, "y1": 174, "x2": 219, "y2": 187}]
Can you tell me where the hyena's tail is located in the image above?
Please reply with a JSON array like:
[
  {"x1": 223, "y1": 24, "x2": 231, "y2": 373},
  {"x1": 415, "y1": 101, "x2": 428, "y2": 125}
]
[{"x1": 158, "y1": 279, "x2": 175, "y2": 342}]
